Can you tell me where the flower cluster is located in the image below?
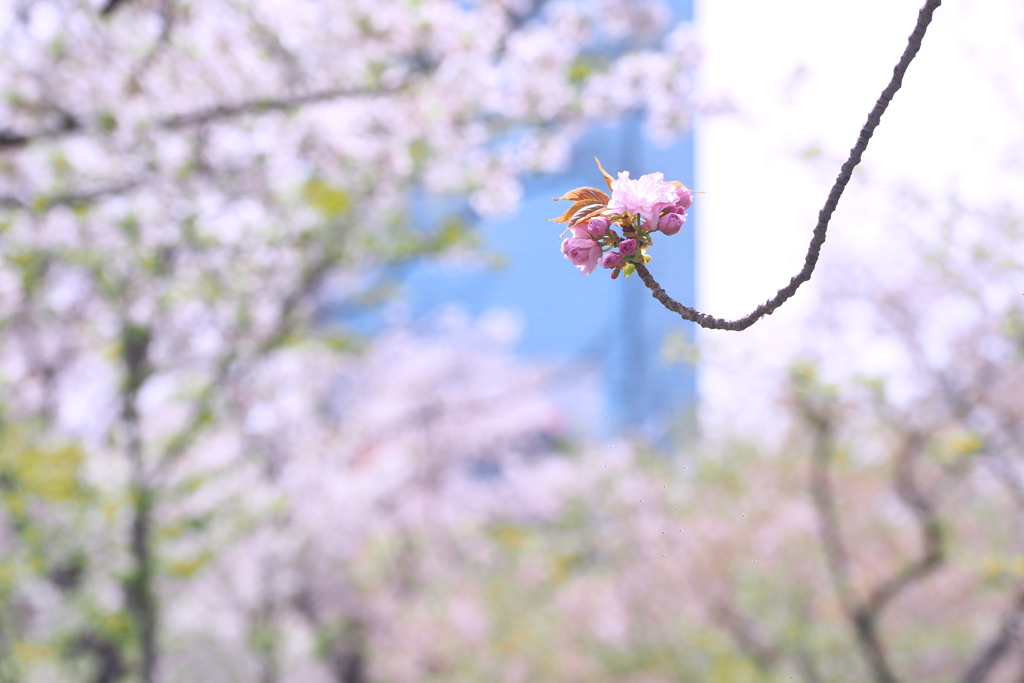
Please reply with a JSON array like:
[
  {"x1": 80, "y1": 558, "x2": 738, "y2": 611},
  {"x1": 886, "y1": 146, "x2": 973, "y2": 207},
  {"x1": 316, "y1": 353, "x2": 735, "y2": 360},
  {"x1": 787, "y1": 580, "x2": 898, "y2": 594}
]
[{"x1": 553, "y1": 159, "x2": 694, "y2": 278}]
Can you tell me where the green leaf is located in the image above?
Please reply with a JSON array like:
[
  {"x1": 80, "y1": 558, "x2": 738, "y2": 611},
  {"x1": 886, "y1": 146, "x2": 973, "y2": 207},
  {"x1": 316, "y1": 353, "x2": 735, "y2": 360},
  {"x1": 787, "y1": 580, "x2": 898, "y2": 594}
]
[
  {"x1": 0, "y1": 434, "x2": 89, "y2": 505},
  {"x1": 7, "y1": 251, "x2": 49, "y2": 295},
  {"x1": 489, "y1": 523, "x2": 530, "y2": 551},
  {"x1": 432, "y1": 216, "x2": 474, "y2": 251},
  {"x1": 97, "y1": 110, "x2": 118, "y2": 133},
  {"x1": 302, "y1": 178, "x2": 351, "y2": 218},
  {"x1": 165, "y1": 549, "x2": 213, "y2": 579},
  {"x1": 568, "y1": 55, "x2": 601, "y2": 84},
  {"x1": 408, "y1": 137, "x2": 430, "y2": 165}
]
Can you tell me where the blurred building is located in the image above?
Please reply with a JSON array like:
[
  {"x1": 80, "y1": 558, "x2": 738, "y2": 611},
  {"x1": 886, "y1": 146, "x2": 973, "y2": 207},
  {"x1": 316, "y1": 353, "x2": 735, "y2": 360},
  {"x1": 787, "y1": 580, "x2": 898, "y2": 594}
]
[{"x1": 403, "y1": 2, "x2": 696, "y2": 445}]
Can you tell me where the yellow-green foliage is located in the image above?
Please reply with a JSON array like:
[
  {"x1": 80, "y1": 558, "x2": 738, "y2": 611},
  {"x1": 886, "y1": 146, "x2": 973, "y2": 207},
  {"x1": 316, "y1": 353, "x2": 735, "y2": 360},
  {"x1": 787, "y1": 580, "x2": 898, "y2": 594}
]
[
  {"x1": 302, "y1": 178, "x2": 352, "y2": 218},
  {"x1": 0, "y1": 426, "x2": 90, "y2": 510},
  {"x1": 165, "y1": 550, "x2": 214, "y2": 579}
]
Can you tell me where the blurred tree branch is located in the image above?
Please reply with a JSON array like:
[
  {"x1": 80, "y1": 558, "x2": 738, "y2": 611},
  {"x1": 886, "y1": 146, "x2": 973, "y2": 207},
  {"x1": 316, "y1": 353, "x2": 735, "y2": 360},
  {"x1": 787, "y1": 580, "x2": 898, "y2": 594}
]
[
  {"x1": 792, "y1": 207, "x2": 1024, "y2": 679},
  {"x1": 709, "y1": 601, "x2": 779, "y2": 673},
  {"x1": 119, "y1": 322, "x2": 158, "y2": 683},
  {"x1": 0, "y1": 109, "x2": 79, "y2": 149},
  {"x1": 803, "y1": 390, "x2": 945, "y2": 683},
  {"x1": 156, "y1": 85, "x2": 405, "y2": 131},
  {"x1": 0, "y1": 85, "x2": 403, "y2": 152},
  {"x1": 99, "y1": 0, "x2": 133, "y2": 17},
  {"x1": 960, "y1": 586, "x2": 1024, "y2": 683},
  {"x1": 861, "y1": 433, "x2": 944, "y2": 616},
  {"x1": 0, "y1": 181, "x2": 143, "y2": 210},
  {"x1": 154, "y1": 249, "x2": 338, "y2": 480},
  {"x1": 0, "y1": 0, "x2": 705, "y2": 678}
]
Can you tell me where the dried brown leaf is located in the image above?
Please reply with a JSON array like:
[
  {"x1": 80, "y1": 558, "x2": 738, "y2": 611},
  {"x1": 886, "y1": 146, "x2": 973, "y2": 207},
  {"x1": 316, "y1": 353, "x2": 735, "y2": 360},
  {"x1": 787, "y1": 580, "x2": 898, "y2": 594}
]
[
  {"x1": 552, "y1": 198, "x2": 607, "y2": 225},
  {"x1": 667, "y1": 180, "x2": 703, "y2": 193},
  {"x1": 594, "y1": 157, "x2": 615, "y2": 191},
  {"x1": 554, "y1": 186, "x2": 610, "y2": 204},
  {"x1": 572, "y1": 205, "x2": 607, "y2": 227}
]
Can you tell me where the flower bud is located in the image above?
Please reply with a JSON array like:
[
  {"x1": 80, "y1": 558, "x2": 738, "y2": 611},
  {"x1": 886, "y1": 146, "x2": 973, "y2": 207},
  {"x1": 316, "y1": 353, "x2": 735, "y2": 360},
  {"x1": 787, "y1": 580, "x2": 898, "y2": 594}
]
[
  {"x1": 619, "y1": 238, "x2": 637, "y2": 256},
  {"x1": 659, "y1": 212, "x2": 685, "y2": 236},
  {"x1": 585, "y1": 216, "x2": 610, "y2": 238},
  {"x1": 602, "y1": 251, "x2": 623, "y2": 269}
]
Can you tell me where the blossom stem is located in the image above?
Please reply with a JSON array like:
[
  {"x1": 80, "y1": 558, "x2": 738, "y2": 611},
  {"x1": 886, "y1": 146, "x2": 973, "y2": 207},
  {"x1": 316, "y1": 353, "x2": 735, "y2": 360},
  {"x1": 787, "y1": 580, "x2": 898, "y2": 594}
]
[{"x1": 636, "y1": 0, "x2": 942, "y2": 331}]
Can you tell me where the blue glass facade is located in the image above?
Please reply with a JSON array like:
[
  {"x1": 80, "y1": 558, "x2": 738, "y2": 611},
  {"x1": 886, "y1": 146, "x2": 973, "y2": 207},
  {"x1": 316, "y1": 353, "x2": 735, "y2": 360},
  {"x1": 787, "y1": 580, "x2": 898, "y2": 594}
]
[{"x1": 403, "y1": 1, "x2": 696, "y2": 445}]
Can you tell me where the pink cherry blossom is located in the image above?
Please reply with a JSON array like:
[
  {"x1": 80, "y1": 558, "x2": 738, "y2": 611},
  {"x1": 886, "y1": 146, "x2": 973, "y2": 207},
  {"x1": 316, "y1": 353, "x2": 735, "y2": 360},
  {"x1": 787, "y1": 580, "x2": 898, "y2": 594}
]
[
  {"x1": 604, "y1": 171, "x2": 680, "y2": 229},
  {"x1": 619, "y1": 238, "x2": 638, "y2": 256},
  {"x1": 561, "y1": 237, "x2": 602, "y2": 275},
  {"x1": 675, "y1": 188, "x2": 694, "y2": 210},
  {"x1": 570, "y1": 225, "x2": 591, "y2": 239}
]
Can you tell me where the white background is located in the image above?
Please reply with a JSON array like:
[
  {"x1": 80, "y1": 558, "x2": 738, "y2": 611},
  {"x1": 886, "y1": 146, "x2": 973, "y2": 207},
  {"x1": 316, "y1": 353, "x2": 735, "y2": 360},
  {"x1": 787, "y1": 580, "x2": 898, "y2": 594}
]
[{"x1": 696, "y1": 0, "x2": 1024, "y2": 436}]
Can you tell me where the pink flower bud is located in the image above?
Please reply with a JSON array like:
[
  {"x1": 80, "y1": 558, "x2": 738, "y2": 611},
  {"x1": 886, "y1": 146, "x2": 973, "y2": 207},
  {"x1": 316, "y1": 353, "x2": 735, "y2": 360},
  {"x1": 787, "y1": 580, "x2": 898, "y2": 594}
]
[
  {"x1": 619, "y1": 238, "x2": 637, "y2": 256},
  {"x1": 585, "y1": 216, "x2": 610, "y2": 238},
  {"x1": 659, "y1": 211, "x2": 685, "y2": 236},
  {"x1": 602, "y1": 251, "x2": 623, "y2": 269},
  {"x1": 675, "y1": 189, "x2": 693, "y2": 210}
]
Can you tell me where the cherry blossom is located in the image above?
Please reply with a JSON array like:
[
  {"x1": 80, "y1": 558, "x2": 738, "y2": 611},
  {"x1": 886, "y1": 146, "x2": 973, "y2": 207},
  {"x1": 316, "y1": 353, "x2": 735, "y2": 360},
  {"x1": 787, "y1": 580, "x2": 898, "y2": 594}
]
[
  {"x1": 551, "y1": 158, "x2": 695, "y2": 278},
  {"x1": 0, "y1": 0, "x2": 699, "y2": 678},
  {"x1": 606, "y1": 171, "x2": 681, "y2": 229},
  {"x1": 561, "y1": 235, "x2": 603, "y2": 275}
]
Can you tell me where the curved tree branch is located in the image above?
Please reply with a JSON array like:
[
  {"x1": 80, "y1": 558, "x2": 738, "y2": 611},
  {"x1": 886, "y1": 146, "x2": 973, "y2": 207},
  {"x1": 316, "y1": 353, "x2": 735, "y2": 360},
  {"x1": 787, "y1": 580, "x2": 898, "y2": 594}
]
[
  {"x1": 155, "y1": 85, "x2": 394, "y2": 131},
  {"x1": 0, "y1": 82, "x2": 414, "y2": 152},
  {"x1": 0, "y1": 180, "x2": 142, "y2": 210},
  {"x1": 861, "y1": 433, "x2": 944, "y2": 617},
  {"x1": 636, "y1": 0, "x2": 942, "y2": 331},
  {"x1": 802, "y1": 388, "x2": 949, "y2": 683},
  {"x1": 806, "y1": 408, "x2": 901, "y2": 683},
  {"x1": 959, "y1": 586, "x2": 1024, "y2": 683}
]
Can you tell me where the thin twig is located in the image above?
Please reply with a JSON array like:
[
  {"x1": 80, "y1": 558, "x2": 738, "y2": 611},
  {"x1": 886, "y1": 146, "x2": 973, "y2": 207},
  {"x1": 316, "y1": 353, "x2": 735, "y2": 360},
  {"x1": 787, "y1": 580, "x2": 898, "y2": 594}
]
[
  {"x1": 804, "y1": 401, "x2": 952, "y2": 683},
  {"x1": 806, "y1": 399, "x2": 952, "y2": 683},
  {"x1": 154, "y1": 252, "x2": 337, "y2": 478},
  {"x1": 0, "y1": 85, "x2": 397, "y2": 151},
  {"x1": 710, "y1": 601, "x2": 779, "y2": 672},
  {"x1": 806, "y1": 410, "x2": 901, "y2": 683},
  {"x1": 100, "y1": 0, "x2": 133, "y2": 17},
  {"x1": 0, "y1": 110, "x2": 79, "y2": 150},
  {"x1": 127, "y1": 0, "x2": 178, "y2": 87},
  {"x1": 0, "y1": 180, "x2": 142, "y2": 210},
  {"x1": 959, "y1": 586, "x2": 1024, "y2": 683},
  {"x1": 636, "y1": 0, "x2": 942, "y2": 331},
  {"x1": 861, "y1": 434, "x2": 944, "y2": 616},
  {"x1": 156, "y1": 86, "x2": 393, "y2": 131}
]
